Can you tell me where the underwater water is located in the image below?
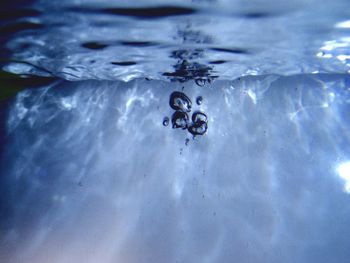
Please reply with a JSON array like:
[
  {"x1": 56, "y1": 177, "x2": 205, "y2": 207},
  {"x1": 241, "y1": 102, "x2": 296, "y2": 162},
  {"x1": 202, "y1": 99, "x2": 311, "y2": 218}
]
[{"x1": 1, "y1": 0, "x2": 350, "y2": 263}]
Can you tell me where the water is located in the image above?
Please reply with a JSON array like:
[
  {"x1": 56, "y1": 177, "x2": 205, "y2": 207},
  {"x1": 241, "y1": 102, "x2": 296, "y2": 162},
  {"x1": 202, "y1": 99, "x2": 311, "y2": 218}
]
[
  {"x1": 1, "y1": 0, "x2": 350, "y2": 81},
  {"x1": 1, "y1": 0, "x2": 350, "y2": 263}
]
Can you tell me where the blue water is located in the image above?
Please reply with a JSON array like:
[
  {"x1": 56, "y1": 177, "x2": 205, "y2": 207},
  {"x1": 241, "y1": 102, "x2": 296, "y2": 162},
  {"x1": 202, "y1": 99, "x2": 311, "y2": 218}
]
[{"x1": 1, "y1": 1, "x2": 350, "y2": 263}]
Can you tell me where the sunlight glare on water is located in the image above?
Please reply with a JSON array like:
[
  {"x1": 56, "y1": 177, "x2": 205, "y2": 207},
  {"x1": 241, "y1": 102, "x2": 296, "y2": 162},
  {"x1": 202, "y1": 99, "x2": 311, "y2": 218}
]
[{"x1": 337, "y1": 161, "x2": 350, "y2": 193}]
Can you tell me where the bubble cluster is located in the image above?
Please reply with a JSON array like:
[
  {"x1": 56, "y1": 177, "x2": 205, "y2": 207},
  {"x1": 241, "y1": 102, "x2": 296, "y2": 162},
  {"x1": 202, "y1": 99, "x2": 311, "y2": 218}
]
[{"x1": 165, "y1": 91, "x2": 208, "y2": 137}]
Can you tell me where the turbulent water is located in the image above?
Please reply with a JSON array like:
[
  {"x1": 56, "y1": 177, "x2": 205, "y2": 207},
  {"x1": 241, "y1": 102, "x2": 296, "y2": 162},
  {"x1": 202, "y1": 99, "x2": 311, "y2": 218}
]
[
  {"x1": 1, "y1": 0, "x2": 350, "y2": 263},
  {"x1": 1, "y1": 0, "x2": 350, "y2": 81}
]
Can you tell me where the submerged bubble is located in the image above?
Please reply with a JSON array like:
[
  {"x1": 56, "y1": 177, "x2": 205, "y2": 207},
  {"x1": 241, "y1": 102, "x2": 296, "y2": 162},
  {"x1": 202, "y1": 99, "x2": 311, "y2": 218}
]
[
  {"x1": 196, "y1": 96, "x2": 203, "y2": 105},
  {"x1": 172, "y1": 111, "x2": 189, "y2": 129},
  {"x1": 188, "y1": 120, "x2": 208, "y2": 136},
  {"x1": 192, "y1": 111, "x2": 207, "y2": 123},
  {"x1": 188, "y1": 111, "x2": 208, "y2": 136},
  {"x1": 163, "y1": 116, "x2": 169, "y2": 126},
  {"x1": 195, "y1": 78, "x2": 206, "y2": 87},
  {"x1": 169, "y1": 91, "x2": 192, "y2": 112}
]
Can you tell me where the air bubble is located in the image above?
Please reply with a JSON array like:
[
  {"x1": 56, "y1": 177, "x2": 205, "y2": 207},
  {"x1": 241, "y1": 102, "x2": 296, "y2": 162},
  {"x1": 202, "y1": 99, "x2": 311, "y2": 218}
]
[
  {"x1": 192, "y1": 111, "x2": 207, "y2": 123},
  {"x1": 188, "y1": 120, "x2": 208, "y2": 136},
  {"x1": 163, "y1": 117, "x2": 169, "y2": 126},
  {"x1": 172, "y1": 111, "x2": 189, "y2": 129},
  {"x1": 195, "y1": 79, "x2": 206, "y2": 87},
  {"x1": 196, "y1": 96, "x2": 203, "y2": 105},
  {"x1": 169, "y1": 91, "x2": 192, "y2": 112},
  {"x1": 188, "y1": 111, "x2": 208, "y2": 136}
]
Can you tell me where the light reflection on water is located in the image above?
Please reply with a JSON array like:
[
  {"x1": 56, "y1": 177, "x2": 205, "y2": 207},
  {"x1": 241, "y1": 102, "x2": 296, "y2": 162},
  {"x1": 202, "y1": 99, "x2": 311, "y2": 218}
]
[
  {"x1": 337, "y1": 162, "x2": 350, "y2": 193},
  {"x1": 1, "y1": 0, "x2": 350, "y2": 81},
  {"x1": 1, "y1": 74, "x2": 350, "y2": 262}
]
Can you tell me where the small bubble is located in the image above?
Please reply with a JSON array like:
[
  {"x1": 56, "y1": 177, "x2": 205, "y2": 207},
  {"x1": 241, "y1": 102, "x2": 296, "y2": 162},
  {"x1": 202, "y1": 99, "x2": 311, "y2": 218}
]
[
  {"x1": 195, "y1": 79, "x2": 206, "y2": 87},
  {"x1": 163, "y1": 117, "x2": 169, "y2": 126},
  {"x1": 196, "y1": 96, "x2": 203, "y2": 105}
]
